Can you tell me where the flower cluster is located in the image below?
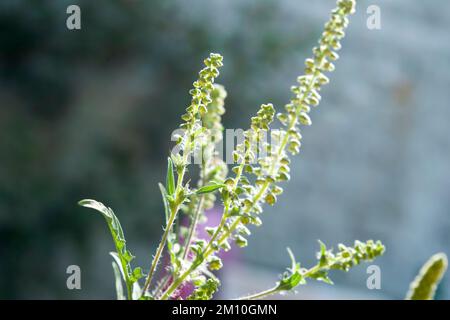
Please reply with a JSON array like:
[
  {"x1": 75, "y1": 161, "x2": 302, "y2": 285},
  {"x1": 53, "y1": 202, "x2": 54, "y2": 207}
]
[
  {"x1": 142, "y1": 53, "x2": 225, "y2": 296},
  {"x1": 179, "y1": 53, "x2": 224, "y2": 131},
  {"x1": 240, "y1": 240, "x2": 385, "y2": 299},
  {"x1": 205, "y1": 103, "x2": 277, "y2": 263},
  {"x1": 172, "y1": 53, "x2": 224, "y2": 178},
  {"x1": 323, "y1": 240, "x2": 386, "y2": 271},
  {"x1": 211, "y1": 0, "x2": 358, "y2": 250},
  {"x1": 179, "y1": 0, "x2": 359, "y2": 287},
  {"x1": 178, "y1": 84, "x2": 228, "y2": 269},
  {"x1": 79, "y1": 0, "x2": 387, "y2": 301},
  {"x1": 188, "y1": 278, "x2": 220, "y2": 300},
  {"x1": 181, "y1": 84, "x2": 228, "y2": 218},
  {"x1": 157, "y1": 0, "x2": 371, "y2": 301}
]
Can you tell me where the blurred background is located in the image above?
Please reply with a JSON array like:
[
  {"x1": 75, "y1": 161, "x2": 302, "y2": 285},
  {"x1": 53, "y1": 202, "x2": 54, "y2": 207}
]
[{"x1": 1, "y1": 0, "x2": 449, "y2": 299}]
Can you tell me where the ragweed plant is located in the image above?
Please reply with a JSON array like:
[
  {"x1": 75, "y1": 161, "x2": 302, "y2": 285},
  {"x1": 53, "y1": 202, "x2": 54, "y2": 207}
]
[{"x1": 79, "y1": 0, "x2": 385, "y2": 300}]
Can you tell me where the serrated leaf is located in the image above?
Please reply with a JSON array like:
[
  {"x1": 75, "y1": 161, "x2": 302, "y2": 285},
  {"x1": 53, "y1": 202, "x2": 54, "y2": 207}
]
[
  {"x1": 195, "y1": 183, "x2": 225, "y2": 195},
  {"x1": 132, "y1": 267, "x2": 145, "y2": 282},
  {"x1": 276, "y1": 249, "x2": 305, "y2": 291},
  {"x1": 166, "y1": 157, "x2": 175, "y2": 196}
]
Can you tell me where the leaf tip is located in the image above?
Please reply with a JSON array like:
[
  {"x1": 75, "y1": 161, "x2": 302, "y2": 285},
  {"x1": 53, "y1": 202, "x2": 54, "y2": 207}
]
[{"x1": 78, "y1": 199, "x2": 113, "y2": 219}]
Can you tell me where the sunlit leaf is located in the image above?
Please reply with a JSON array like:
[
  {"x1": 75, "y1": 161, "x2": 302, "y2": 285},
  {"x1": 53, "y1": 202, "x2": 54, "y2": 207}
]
[
  {"x1": 166, "y1": 157, "x2": 175, "y2": 196},
  {"x1": 195, "y1": 183, "x2": 225, "y2": 195},
  {"x1": 112, "y1": 261, "x2": 125, "y2": 300}
]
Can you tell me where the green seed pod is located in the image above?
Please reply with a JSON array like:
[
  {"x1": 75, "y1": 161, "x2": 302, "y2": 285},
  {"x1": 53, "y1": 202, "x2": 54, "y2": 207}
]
[
  {"x1": 288, "y1": 140, "x2": 301, "y2": 155},
  {"x1": 316, "y1": 73, "x2": 330, "y2": 85},
  {"x1": 277, "y1": 172, "x2": 291, "y2": 182},
  {"x1": 208, "y1": 256, "x2": 223, "y2": 271},
  {"x1": 299, "y1": 112, "x2": 312, "y2": 126},
  {"x1": 265, "y1": 193, "x2": 277, "y2": 206},
  {"x1": 192, "y1": 275, "x2": 207, "y2": 286},
  {"x1": 240, "y1": 216, "x2": 251, "y2": 225},
  {"x1": 237, "y1": 225, "x2": 251, "y2": 236},
  {"x1": 277, "y1": 113, "x2": 289, "y2": 125},
  {"x1": 250, "y1": 216, "x2": 262, "y2": 227},
  {"x1": 305, "y1": 58, "x2": 315, "y2": 68},
  {"x1": 235, "y1": 235, "x2": 248, "y2": 248},
  {"x1": 205, "y1": 227, "x2": 216, "y2": 237},
  {"x1": 271, "y1": 185, "x2": 284, "y2": 195}
]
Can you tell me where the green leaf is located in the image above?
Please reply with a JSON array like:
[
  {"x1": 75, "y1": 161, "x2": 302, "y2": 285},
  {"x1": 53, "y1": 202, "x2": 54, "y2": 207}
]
[
  {"x1": 277, "y1": 272, "x2": 304, "y2": 291},
  {"x1": 287, "y1": 247, "x2": 298, "y2": 271},
  {"x1": 110, "y1": 252, "x2": 126, "y2": 280},
  {"x1": 158, "y1": 183, "x2": 170, "y2": 223},
  {"x1": 132, "y1": 267, "x2": 145, "y2": 282},
  {"x1": 195, "y1": 183, "x2": 225, "y2": 195},
  {"x1": 188, "y1": 278, "x2": 220, "y2": 300},
  {"x1": 276, "y1": 248, "x2": 305, "y2": 291},
  {"x1": 159, "y1": 184, "x2": 181, "y2": 274},
  {"x1": 79, "y1": 199, "x2": 136, "y2": 299},
  {"x1": 112, "y1": 261, "x2": 125, "y2": 300},
  {"x1": 406, "y1": 253, "x2": 448, "y2": 300},
  {"x1": 132, "y1": 280, "x2": 142, "y2": 300},
  {"x1": 166, "y1": 157, "x2": 175, "y2": 196},
  {"x1": 78, "y1": 199, "x2": 113, "y2": 219},
  {"x1": 309, "y1": 270, "x2": 334, "y2": 285},
  {"x1": 318, "y1": 240, "x2": 328, "y2": 267}
]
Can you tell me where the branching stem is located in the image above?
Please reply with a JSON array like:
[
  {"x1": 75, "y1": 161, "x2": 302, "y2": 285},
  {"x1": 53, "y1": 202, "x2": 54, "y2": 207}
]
[
  {"x1": 142, "y1": 154, "x2": 189, "y2": 296},
  {"x1": 160, "y1": 71, "x2": 320, "y2": 299}
]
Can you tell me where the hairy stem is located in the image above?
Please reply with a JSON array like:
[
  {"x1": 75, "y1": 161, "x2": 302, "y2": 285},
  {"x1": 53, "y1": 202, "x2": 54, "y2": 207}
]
[
  {"x1": 142, "y1": 156, "x2": 189, "y2": 296},
  {"x1": 237, "y1": 287, "x2": 280, "y2": 300},
  {"x1": 153, "y1": 274, "x2": 171, "y2": 298},
  {"x1": 142, "y1": 202, "x2": 179, "y2": 295},
  {"x1": 207, "y1": 70, "x2": 321, "y2": 256},
  {"x1": 202, "y1": 142, "x2": 249, "y2": 255},
  {"x1": 160, "y1": 263, "x2": 196, "y2": 300},
  {"x1": 161, "y1": 72, "x2": 320, "y2": 299},
  {"x1": 237, "y1": 265, "x2": 321, "y2": 300},
  {"x1": 203, "y1": 202, "x2": 229, "y2": 254},
  {"x1": 182, "y1": 196, "x2": 205, "y2": 260}
]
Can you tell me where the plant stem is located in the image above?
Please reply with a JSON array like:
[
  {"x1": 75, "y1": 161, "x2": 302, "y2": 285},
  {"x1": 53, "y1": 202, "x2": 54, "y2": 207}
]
[
  {"x1": 182, "y1": 196, "x2": 204, "y2": 260},
  {"x1": 238, "y1": 287, "x2": 280, "y2": 300},
  {"x1": 238, "y1": 265, "x2": 322, "y2": 300},
  {"x1": 106, "y1": 222, "x2": 133, "y2": 300},
  {"x1": 202, "y1": 146, "x2": 247, "y2": 255},
  {"x1": 142, "y1": 202, "x2": 179, "y2": 295},
  {"x1": 153, "y1": 274, "x2": 171, "y2": 297},
  {"x1": 182, "y1": 147, "x2": 209, "y2": 260},
  {"x1": 161, "y1": 70, "x2": 320, "y2": 299},
  {"x1": 211, "y1": 70, "x2": 321, "y2": 249},
  {"x1": 203, "y1": 202, "x2": 229, "y2": 254},
  {"x1": 142, "y1": 159, "x2": 188, "y2": 296},
  {"x1": 160, "y1": 263, "x2": 196, "y2": 300}
]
